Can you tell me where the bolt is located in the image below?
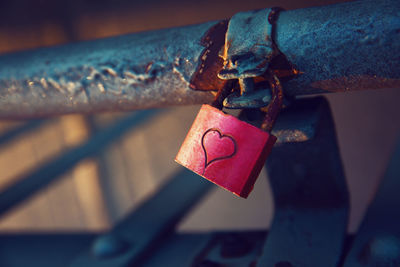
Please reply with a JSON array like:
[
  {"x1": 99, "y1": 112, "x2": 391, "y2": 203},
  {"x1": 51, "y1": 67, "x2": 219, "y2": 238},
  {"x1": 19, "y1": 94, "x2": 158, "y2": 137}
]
[{"x1": 91, "y1": 234, "x2": 130, "y2": 259}]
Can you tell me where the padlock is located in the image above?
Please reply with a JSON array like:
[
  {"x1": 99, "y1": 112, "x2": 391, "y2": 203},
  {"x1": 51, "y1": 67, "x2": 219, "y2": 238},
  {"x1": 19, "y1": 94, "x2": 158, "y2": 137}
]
[{"x1": 175, "y1": 71, "x2": 282, "y2": 198}]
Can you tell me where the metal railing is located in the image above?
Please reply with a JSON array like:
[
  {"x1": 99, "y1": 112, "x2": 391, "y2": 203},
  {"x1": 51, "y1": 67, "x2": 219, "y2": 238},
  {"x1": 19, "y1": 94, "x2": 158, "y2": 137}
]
[
  {"x1": 0, "y1": 0, "x2": 399, "y2": 266},
  {"x1": 0, "y1": 0, "x2": 398, "y2": 119}
]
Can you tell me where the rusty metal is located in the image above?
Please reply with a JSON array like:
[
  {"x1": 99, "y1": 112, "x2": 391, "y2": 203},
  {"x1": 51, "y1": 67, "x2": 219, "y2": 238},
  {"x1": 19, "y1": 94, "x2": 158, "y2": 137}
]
[
  {"x1": 0, "y1": 23, "x2": 218, "y2": 119},
  {"x1": 217, "y1": 8, "x2": 281, "y2": 109},
  {"x1": 190, "y1": 20, "x2": 229, "y2": 92},
  {"x1": 260, "y1": 70, "x2": 283, "y2": 132},
  {"x1": 0, "y1": 0, "x2": 398, "y2": 119},
  {"x1": 275, "y1": 0, "x2": 400, "y2": 95},
  {"x1": 222, "y1": 88, "x2": 272, "y2": 109},
  {"x1": 218, "y1": 8, "x2": 277, "y2": 79}
]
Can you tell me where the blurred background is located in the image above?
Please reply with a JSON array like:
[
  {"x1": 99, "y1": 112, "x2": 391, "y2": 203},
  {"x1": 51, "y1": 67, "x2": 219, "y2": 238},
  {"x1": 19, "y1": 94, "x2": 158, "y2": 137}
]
[{"x1": 0, "y1": 0, "x2": 399, "y2": 234}]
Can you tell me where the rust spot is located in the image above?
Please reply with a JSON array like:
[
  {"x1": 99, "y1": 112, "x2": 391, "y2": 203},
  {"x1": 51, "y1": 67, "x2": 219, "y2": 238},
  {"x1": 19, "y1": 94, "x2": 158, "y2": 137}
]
[
  {"x1": 252, "y1": 52, "x2": 301, "y2": 85},
  {"x1": 190, "y1": 20, "x2": 229, "y2": 91},
  {"x1": 268, "y1": 52, "x2": 300, "y2": 81},
  {"x1": 190, "y1": 11, "x2": 299, "y2": 93},
  {"x1": 224, "y1": 39, "x2": 232, "y2": 62},
  {"x1": 273, "y1": 69, "x2": 302, "y2": 78},
  {"x1": 145, "y1": 62, "x2": 153, "y2": 73}
]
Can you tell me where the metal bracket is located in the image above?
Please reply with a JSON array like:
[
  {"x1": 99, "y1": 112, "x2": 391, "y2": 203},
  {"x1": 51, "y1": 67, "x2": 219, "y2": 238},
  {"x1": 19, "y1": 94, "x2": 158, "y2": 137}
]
[{"x1": 257, "y1": 97, "x2": 349, "y2": 266}]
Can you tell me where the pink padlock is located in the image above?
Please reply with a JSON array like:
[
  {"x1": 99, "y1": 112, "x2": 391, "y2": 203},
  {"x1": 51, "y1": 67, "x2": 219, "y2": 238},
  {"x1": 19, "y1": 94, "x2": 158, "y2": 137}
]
[
  {"x1": 177, "y1": 66, "x2": 284, "y2": 197},
  {"x1": 176, "y1": 71, "x2": 282, "y2": 198},
  {"x1": 175, "y1": 104, "x2": 276, "y2": 198}
]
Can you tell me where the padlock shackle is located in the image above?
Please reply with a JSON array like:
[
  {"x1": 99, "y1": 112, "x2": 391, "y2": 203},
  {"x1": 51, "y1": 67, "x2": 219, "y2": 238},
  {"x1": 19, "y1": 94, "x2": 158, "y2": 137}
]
[
  {"x1": 211, "y1": 80, "x2": 237, "y2": 110},
  {"x1": 211, "y1": 69, "x2": 283, "y2": 132}
]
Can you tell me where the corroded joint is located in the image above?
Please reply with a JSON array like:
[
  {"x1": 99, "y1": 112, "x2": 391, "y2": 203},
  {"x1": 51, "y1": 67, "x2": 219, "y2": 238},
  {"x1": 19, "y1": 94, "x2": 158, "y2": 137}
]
[
  {"x1": 189, "y1": 7, "x2": 285, "y2": 100},
  {"x1": 217, "y1": 8, "x2": 284, "y2": 109},
  {"x1": 218, "y1": 8, "x2": 279, "y2": 80}
]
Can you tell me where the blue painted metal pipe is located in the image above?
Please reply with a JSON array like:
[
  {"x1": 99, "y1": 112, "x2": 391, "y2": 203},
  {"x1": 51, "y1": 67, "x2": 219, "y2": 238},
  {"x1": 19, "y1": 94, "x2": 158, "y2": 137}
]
[{"x1": 0, "y1": 0, "x2": 398, "y2": 118}]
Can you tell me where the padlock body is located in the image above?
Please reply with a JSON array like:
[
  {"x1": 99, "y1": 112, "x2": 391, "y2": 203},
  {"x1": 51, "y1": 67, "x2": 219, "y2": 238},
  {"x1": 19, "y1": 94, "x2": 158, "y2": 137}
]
[{"x1": 175, "y1": 104, "x2": 276, "y2": 198}]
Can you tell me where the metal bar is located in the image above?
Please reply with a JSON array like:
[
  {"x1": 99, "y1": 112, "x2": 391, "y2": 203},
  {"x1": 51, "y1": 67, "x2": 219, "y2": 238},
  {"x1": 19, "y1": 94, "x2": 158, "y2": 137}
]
[
  {"x1": 275, "y1": 0, "x2": 400, "y2": 95},
  {"x1": 0, "y1": 0, "x2": 398, "y2": 118},
  {"x1": 0, "y1": 231, "x2": 268, "y2": 267},
  {"x1": 0, "y1": 22, "x2": 216, "y2": 119},
  {"x1": 0, "y1": 233, "x2": 98, "y2": 267},
  {"x1": 343, "y1": 138, "x2": 400, "y2": 267},
  {"x1": 0, "y1": 110, "x2": 158, "y2": 217},
  {"x1": 0, "y1": 119, "x2": 46, "y2": 146},
  {"x1": 257, "y1": 97, "x2": 349, "y2": 267},
  {"x1": 142, "y1": 233, "x2": 213, "y2": 267},
  {"x1": 71, "y1": 168, "x2": 212, "y2": 267}
]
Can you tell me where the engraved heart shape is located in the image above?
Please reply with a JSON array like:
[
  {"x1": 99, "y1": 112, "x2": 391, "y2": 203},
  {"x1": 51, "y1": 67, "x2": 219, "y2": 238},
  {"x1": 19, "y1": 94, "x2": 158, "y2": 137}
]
[{"x1": 201, "y1": 128, "x2": 237, "y2": 174}]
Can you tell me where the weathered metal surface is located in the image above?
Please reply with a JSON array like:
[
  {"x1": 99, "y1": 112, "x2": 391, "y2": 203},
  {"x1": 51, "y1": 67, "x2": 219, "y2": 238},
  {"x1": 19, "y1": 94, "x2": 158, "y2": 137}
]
[
  {"x1": 257, "y1": 97, "x2": 349, "y2": 267},
  {"x1": 260, "y1": 71, "x2": 283, "y2": 132},
  {"x1": 71, "y1": 168, "x2": 212, "y2": 267},
  {"x1": 276, "y1": 0, "x2": 400, "y2": 96},
  {"x1": 218, "y1": 8, "x2": 277, "y2": 80},
  {"x1": 217, "y1": 8, "x2": 282, "y2": 109},
  {"x1": 0, "y1": 0, "x2": 398, "y2": 118},
  {"x1": 270, "y1": 100, "x2": 319, "y2": 144},
  {"x1": 343, "y1": 139, "x2": 400, "y2": 267},
  {"x1": 0, "y1": 110, "x2": 158, "y2": 217},
  {"x1": 189, "y1": 20, "x2": 229, "y2": 92},
  {"x1": 237, "y1": 96, "x2": 319, "y2": 144},
  {"x1": 0, "y1": 23, "x2": 217, "y2": 119},
  {"x1": 223, "y1": 88, "x2": 272, "y2": 109}
]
